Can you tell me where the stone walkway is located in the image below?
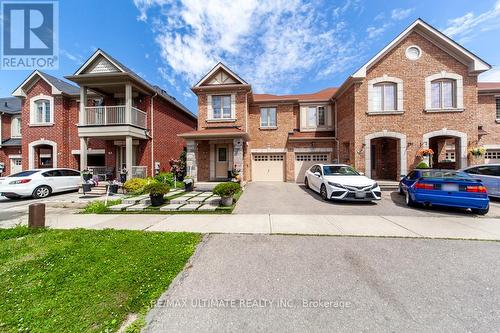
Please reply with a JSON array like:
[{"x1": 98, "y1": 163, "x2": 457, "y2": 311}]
[{"x1": 109, "y1": 190, "x2": 222, "y2": 212}]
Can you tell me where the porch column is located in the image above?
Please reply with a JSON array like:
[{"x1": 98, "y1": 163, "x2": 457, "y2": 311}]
[
  {"x1": 186, "y1": 140, "x2": 197, "y2": 182},
  {"x1": 233, "y1": 138, "x2": 244, "y2": 180},
  {"x1": 125, "y1": 83, "x2": 132, "y2": 125},
  {"x1": 125, "y1": 136, "x2": 133, "y2": 179},
  {"x1": 80, "y1": 137, "x2": 88, "y2": 171},
  {"x1": 79, "y1": 86, "x2": 87, "y2": 125}
]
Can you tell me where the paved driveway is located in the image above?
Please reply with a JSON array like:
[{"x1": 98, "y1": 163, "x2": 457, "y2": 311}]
[
  {"x1": 234, "y1": 182, "x2": 500, "y2": 217},
  {"x1": 144, "y1": 234, "x2": 500, "y2": 332}
]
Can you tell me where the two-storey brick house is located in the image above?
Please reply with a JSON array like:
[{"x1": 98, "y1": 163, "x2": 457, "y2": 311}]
[
  {"x1": 183, "y1": 19, "x2": 500, "y2": 183},
  {"x1": 12, "y1": 49, "x2": 197, "y2": 179},
  {"x1": 0, "y1": 97, "x2": 22, "y2": 175}
]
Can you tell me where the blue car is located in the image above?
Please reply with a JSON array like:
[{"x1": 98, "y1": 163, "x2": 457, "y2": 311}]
[{"x1": 399, "y1": 169, "x2": 490, "y2": 215}]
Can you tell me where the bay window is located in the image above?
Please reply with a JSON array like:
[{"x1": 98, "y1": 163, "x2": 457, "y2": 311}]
[
  {"x1": 306, "y1": 106, "x2": 327, "y2": 128},
  {"x1": 260, "y1": 107, "x2": 277, "y2": 128},
  {"x1": 11, "y1": 116, "x2": 21, "y2": 138},
  {"x1": 431, "y1": 79, "x2": 456, "y2": 109}
]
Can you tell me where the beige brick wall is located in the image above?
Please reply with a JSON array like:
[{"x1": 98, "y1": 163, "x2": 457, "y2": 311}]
[{"x1": 478, "y1": 94, "x2": 500, "y2": 146}]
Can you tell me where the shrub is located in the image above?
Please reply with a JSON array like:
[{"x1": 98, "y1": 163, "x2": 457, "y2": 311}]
[
  {"x1": 123, "y1": 178, "x2": 148, "y2": 194},
  {"x1": 82, "y1": 199, "x2": 122, "y2": 214},
  {"x1": 155, "y1": 172, "x2": 175, "y2": 185},
  {"x1": 143, "y1": 182, "x2": 170, "y2": 196},
  {"x1": 416, "y1": 162, "x2": 429, "y2": 169},
  {"x1": 213, "y1": 182, "x2": 241, "y2": 197}
]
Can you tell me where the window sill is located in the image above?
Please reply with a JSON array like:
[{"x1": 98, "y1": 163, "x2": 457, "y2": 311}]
[
  {"x1": 29, "y1": 123, "x2": 54, "y2": 127},
  {"x1": 366, "y1": 110, "x2": 404, "y2": 115},
  {"x1": 496, "y1": 119, "x2": 500, "y2": 123},
  {"x1": 424, "y1": 108, "x2": 464, "y2": 113},
  {"x1": 206, "y1": 118, "x2": 236, "y2": 123},
  {"x1": 260, "y1": 126, "x2": 277, "y2": 130}
]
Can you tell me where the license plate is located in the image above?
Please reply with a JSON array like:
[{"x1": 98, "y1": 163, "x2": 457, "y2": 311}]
[
  {"x1": 355, "y1": 191, "x2": 366, "y2": 198},
  {"x1": 442, "y1": 183, "x2": 459, "y2": 192}
]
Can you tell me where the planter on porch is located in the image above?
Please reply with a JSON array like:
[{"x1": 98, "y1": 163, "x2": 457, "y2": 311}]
[
  {"x1": 144, "y1": 182, "x2": 170, "y2": 207},
  {"x1": 183, "y1": 177, "x2": 194, "y2": 192},
  {"x1": 82, "y1": 183, "x2": 92, "y2": 193},
  {"x1": 108, "y1": 184, "x2": 119, "y2": 194},
  {"x1": 213, "y1": 182, "x2": 241, "y2": 207}
]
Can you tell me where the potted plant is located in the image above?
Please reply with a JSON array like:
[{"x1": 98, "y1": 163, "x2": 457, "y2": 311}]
[
  {"x1": 213, "y1": 182, "x2": 241, "y2": 207},
  {"x1": 144, "y1": 181, "x2": 170, "y2": 206},
  {"x1": 81, "y1": 170, "x2": 92, "y2": 182},
  {"x1": 119, "y1": 168, "x2": 127, "y2": 184},
  {"x1": 231, "y1": 166, "x2": 241, "y2": 182},
  {"x1": 469, "y1": 146, "x2": 486, "y2": 157},
  {"x1": 183, "y1": 176, "x2": 194, "y2": 192},
  {"x1": 108, "y1": 180, "x2": 119, "y2": 194}
]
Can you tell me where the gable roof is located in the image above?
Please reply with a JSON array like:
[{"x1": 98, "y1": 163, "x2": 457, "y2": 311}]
[
  {"x1": 12, "y1": 70, "x2": 79, "y2": 97},
  {"x1": 253, "y1": 87, "x2": 337, "y2": 103},
  {"x1": 352, "y1": 18, "x2": 491, "y2": 79},
  {"x1": 68, "y1": 49, "x2": 196, "y2": 120},
  {"x1": 0, "y1": 97, "x2": 21, "y2": 114},
  {"x1": 194, "y1": 62, "x2": 248, "y2": 88}
]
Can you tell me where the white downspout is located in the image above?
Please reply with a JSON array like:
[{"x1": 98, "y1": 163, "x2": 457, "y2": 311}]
[{"x1": 150, "y1": 92, "x2": 157, "y2": 176}]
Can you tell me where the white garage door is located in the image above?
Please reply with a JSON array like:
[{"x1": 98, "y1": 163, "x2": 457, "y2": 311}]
[
  {"x1": 294, "y1": 153, "x2": 330, "y2": 183},
  {"x1": 10, "y1": 158, "x2": 22, "y2": 175},
  {"x1": 252, "y1": 154, "x2": 284, "y2": 181},
  {"x1": 485, "y1": 150, "x2": 500, "y2": 164}
]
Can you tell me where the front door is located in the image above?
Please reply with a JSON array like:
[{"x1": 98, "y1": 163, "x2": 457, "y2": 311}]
[{"x1": 215, "y1": 145, "x2": 229, "y2": 179}]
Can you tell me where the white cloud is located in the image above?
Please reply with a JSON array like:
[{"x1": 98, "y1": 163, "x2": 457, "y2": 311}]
[
  {"x1": 135, "y1": 0, "x2": 360, "y2": 93},
  {"x1": 391, "y1": 8, "x2": 414, "y2": 21},
  {"x1": 479, "y1": 66, "x2": 500, "y2": 82},
  {"x1": 366, "y1": 23, "x2": 391, "y2": 39},
  {"x1": 443, "y1": 0, "x2": 500, "y2": 42},
  {"x1": 60, "y1": 49, "x2": 84, "y2": 64}
]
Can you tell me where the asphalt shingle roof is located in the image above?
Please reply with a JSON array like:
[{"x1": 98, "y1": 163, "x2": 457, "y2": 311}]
[
  {"x1": 1, "y1": 138, "x2": 21, "y2": 146},
  {"x1": 0, "y1": 97, "x2": 21, "y2": 114},
  {"x1": 37, "y1": 71, "x2": 80, "y2": 95}
]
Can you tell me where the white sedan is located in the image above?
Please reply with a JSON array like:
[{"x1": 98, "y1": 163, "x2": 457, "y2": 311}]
[
  {"x1": 0, "y1": 168, "x2": 81, "y2": 199},
  {"x1": 304, "y1": 164, "x2": 381, "y2": 201}
]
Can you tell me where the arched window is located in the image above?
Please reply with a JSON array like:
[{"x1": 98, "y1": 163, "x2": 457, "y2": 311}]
[
  {"x1": 431, "y1": 79, "x2": 456, "y2": 109},
  {"x1": 30, "y1": 96, "x2": 53, "y2": 125},
  {"x1": 373, "y1": 82, "x2": 397, "y2": 111}
]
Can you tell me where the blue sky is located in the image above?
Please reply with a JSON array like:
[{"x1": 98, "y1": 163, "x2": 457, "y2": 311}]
[{"x1": 1, "y1": 0, "x2": 500, "y2": 114}]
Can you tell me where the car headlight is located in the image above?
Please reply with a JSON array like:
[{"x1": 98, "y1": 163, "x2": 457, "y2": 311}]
[
  {"x1": 371, "y1": 182, "x2": 379, "y2": 189},
  {"x1": 328, "y1": 182, "x2": 346, "y2": 189}
]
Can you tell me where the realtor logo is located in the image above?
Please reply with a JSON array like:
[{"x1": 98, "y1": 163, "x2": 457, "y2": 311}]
[{"x1": 1, "y1": 0, "x2": 59, "y2": 70}]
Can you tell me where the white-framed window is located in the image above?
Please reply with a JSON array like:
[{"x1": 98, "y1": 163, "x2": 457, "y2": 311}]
[
  {"x1": 30, "y1": 96, "x2": 54, "y2": 125},
  {"x1": 367, "y1": 76, "x2": 403, "y2": 114},
  {"x1": 425, "y1": 72, "x2": 463, "y2": 111},
  {"x1": 373, "y1": 82, "x2": 397, "y2": 111},
  {"x1": 11, "y1": 116, "x2": 21, "y2": 138},
  {"x1": 306, "y1": 106, "x2": 327, "y2": 128},
  {"x1": 496, "y1": 98, "x2": 500, "y2": 120},
  {"x1": 431, "y1": 79, "x2": 456, "y2": 109},
  {"x1": 260, "y1": 107, "x2": 277, "y2": 128},
  {"x1": 211, "y1": 95, "x2": 232, "y2": 119}
]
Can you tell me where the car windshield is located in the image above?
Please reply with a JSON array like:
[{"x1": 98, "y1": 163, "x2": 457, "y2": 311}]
[
  {"x1": 7, "y1": 170, "x2": 39, "y2": 177},
  {"x1": 420, "y1": 170, "x2": 471, "y2": 179},
  {"x1": 323, "y1": 165, "x2": 360, "y2": 176}
]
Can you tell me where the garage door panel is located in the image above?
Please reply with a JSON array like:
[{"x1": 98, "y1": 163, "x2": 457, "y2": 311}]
[
  {"x1": 295, "y1": 153, "x2": 330, "y2": 183},
  {"x1": 252, "y1": 154, "x2": 284, "y2": 181},
  {"x1": 485, "y1": 150, "x2": 500, "y2": 164}
]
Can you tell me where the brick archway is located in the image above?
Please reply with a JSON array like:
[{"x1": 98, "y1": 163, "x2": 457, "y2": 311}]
[
  {"x1": 422, "y1": 129, "x2": 467, "y2": 169},
  {"x1": 364, "y1": 131, "x2": 407, "y2": 179},
  {"x1": 28, "y1": 139, "x2": 58, "y2": 169}
]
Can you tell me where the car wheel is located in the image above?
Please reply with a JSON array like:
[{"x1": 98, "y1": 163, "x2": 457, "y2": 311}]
[
  {"x1": 32, "y1": 186, "x2": 51, "y2": 199},
  {"x1": 399, "y1": 185, "x2": 404, "y2": 195},
  {"x1": 304, "y1": 177, "x2": 310, "y2": 189},
  {"x1": 472, "y1": 206, "x2": 489, "y2": 215},
  {"x1": 320, "y1": 184, "x2": 328, "y2": 201},
  {"x1": 405, "y1": 191, "x2": 415, "y2": 207}
]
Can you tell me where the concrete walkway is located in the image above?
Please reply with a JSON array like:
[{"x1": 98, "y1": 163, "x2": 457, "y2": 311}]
[{"x1": 4, "y1": 213, "x2": 500, "y2": 241}]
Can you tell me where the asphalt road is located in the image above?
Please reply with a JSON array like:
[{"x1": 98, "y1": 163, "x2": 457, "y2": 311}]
[
  {"x1": 234, "y1": 182, "x2": 500, "y2": 217},
  {"x1": 145, "y1": 234, "x2": 500, "y2": 332}
]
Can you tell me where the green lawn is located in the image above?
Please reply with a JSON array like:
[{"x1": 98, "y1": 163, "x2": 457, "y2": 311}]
[{"x1": 0, "y1": 227, "x2": 201, "y2": 333}]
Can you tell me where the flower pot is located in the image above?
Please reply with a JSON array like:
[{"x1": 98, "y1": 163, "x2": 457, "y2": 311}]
[
  {"x1": 119, "y1": 173, "x2": 127, "y2": 183},
  {"x1": 82, "y1": 183, "x2": 92, "y2": 193},
  {"x1": 82, "y1": 174, "x2": 92, "y2": 182},
  {"x1": 184, "y1": 182, "x2": 193, "y2": 192},
  {"x1": 108, "y1": 184, "x2": 119, "y2": 194},
  {"x1": 150, "y1": 194, "x2": 165, "y2": 207},
  {"x1": 221, "y1": 196, "x2": 233, "y2": 207}
]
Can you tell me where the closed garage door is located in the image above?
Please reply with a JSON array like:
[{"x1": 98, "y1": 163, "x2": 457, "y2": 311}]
[
  {"x1": 252, "y1": 154, "x2": 284, "y2": 181},
  {"x1": 295, "y1": 153, "x2": 330, "y2": 183},
  {"x1": 485, "y1": 150, "x2": 500, "y2": 164}
]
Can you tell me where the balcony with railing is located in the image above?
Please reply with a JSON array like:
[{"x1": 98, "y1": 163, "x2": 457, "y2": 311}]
[{"x1": 82, "y1": 105, "x2": 147, "y2": 129}]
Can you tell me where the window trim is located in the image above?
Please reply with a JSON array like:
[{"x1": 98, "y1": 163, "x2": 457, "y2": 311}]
[
  {"x1": 30, "y1": 95, "x2": 54, "y2": 126},
  {"x1": 367, "y1": 76, "x2": 404, "y2": 114},
  {"x1": 305, "y1": 105, "x2": 328, "y2": 129},
  {"x1": 11, "y1": 115, "x2": 21, "y2": 138},
  {"x1": 425, "y1": 72, "x2": 464, "y2": 112},
  {"x1": 495, "y1": 97, "x2": 500, "y2": 122},
  {"x1": 430, "y1": 79, "x2": 456, "y2": 109},
  {"x1": 207, "y1": 94, "x2": 236, "y2": 121},
  {"x1": 260, "y1": 107, "x2": 277, "y2": 129}
]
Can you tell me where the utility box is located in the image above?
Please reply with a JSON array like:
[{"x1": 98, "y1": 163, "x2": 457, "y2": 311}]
[{"x1": 28, "y1": 203, "x2": 45, "y2": 228}]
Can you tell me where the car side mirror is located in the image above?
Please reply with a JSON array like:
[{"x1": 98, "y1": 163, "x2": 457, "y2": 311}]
[{"x1": 314, "y1": 172, "x2": 321, "y2": 177}]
